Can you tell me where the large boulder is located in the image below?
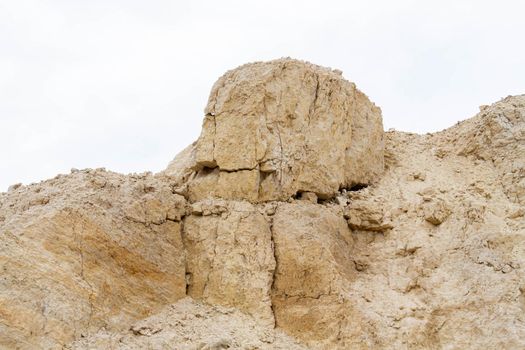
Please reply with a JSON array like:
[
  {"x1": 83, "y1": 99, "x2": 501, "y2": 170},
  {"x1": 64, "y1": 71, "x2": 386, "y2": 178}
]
[{"x1": 165, "y1": 58, "x2": 384, "y2": 202}]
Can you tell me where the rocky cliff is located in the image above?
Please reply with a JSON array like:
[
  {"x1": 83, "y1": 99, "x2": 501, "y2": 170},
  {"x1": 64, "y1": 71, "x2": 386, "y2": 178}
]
[{"x1": 1, "y1": 59, "x2": 524, "y2": 349}]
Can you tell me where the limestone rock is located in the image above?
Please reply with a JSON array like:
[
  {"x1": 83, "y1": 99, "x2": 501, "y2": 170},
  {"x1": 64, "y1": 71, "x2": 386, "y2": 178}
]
[
  {"x1": 164, "y1": 143, "x2": 198, "y2": 186},
  {"x1": 0, "y1": 170, "x2": 187, "y2": 349},
  {"x1": 422, "y1": 198, "x2": 451, "y2": 225},
  {"x1": 298, "y1": 191, "x2": 318, "y2": 203},
  {"x1": 344, "y1": 198, "x2": 393, "y2": 231},
  {"x1": 271, "y1": 202, "x2": 356, "y2": 347},
  {"x1": 164, "y1": 58, "x2": 384, "y2": 202},
  {"x1": 183, "y1": 200, "x2": 276, "y2": 327},
  {"x1": 69, "y1": 298, "x2": 307, "y2": 350},
  {"x1": 443, "y1": 95, "x2": 525, "y2": 204},
  {"x1": 340, "y1": 120, "x2": 525, "y2": 349},
  {"x1": 7, "y1": 183, "x2": 22, "y2": 192},
  {"x1": 2, "y1": 60, "x2": 525, "y2": 350}
]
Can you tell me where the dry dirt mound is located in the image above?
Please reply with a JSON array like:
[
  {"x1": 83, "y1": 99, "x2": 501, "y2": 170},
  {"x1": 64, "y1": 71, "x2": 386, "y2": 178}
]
[{"x1": 0, "y1": 59, "x2": 524, "y2": 349}]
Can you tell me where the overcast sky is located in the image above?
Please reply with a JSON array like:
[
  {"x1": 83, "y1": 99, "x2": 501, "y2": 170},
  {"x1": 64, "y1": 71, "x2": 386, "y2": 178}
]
[{"x1": 1, "y1": 0, "x2": 524, "y2": 191}]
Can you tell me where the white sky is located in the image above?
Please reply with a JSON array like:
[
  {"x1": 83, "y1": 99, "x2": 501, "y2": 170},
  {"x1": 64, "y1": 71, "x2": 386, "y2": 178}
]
[{"x1": 1, "y1": 0, "x2": 524, "y2": 191}]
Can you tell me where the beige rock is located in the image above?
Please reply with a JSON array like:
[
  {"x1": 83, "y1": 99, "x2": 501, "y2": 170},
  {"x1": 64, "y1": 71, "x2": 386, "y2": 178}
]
[
  {"x1": 183, "y1": 200, "x2": 276, "y2": 327},
  {"x1": 422, "y1": 198, "x2": 451, "y2": 225},
  {"x1": 164, "y1": 143, "x2": 198, "y2": 186},
  {"x1": 165, "y1": 58, "x2": 384, "y2": 202},
  {"x1": 341, "y1": 121, "x2": 525, "y2": 349},
  {"x1": 344, "y1": 198, "x2": 393, "y2": 231},
  {"x1": 298, "y1": 191, "x2": 318, "y2": 203},
  {"x1": 7, "y1": 183, "x2": 22, "y2": 192},
  {"x1": 271, "y1": 202, "x2": 357, "y2": 348},
  {"x1": 445, "y1": 95, "x2": 525, "y2": 204},
  {"x1": 0, "y1": 170, "x2": 187, "y2": 349},
  {"x1": 2, "y1": 60, "x2": 525, "y2": 350},
  {"x1": 69, "y1": 298, "x2": 307, "y2": 350}
]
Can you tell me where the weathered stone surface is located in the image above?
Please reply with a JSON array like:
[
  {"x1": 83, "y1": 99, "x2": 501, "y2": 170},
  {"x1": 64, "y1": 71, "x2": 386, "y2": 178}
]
[
  {"x1": 422, "y1": 198, "x2": 451, "y2": 225},
  {"x1": 2, "y1": 60, "x2": 525, "y2": 350},
  {"x1": 0, "y1": 170, "x2": 187, "y2": 349},
  {"x1": 343, "y1": 197, "x2": 393, "y2": 231},
  {"x1": 164, "y1": 143, "x2": 198, "y2": 186},
  {"x1": 164, "y1": 58, "x2": 384, "y2": 202},
  {"x1": 340, "y1": 124, "x2": 525, "y2": 349},
  {"x1": 183, "y1": 200, "x2": 276, "y2": 327},
  {"x1": 69, "y1": 298, "x2": 307, "y2": 350},
  {"x1": 443, "y1": 95, "x2": 525, "y2": 204},
  {"x1": 298, "y1": 191, "x2": 318, "y2": 204},
  {"x1": 271, "y1": 202, "x2": 356, "y2": 347}
]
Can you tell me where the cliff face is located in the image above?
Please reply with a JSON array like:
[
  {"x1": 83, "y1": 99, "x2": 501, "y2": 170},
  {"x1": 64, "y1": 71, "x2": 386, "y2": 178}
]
[{"x1": 1, "y1": 59, "x2": 524, "y2": 350}]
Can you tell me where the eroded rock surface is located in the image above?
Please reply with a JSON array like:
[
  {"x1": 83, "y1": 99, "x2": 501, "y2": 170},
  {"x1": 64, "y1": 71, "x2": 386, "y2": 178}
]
[
  {"x1": 165, "y1": 58, "x2": 384, "y2": 202},
  {"x1": 440, "y1": 95, "x2": 525, "y2": 204},
  {"x1": 1, "y1": 60, "x2": 524, "y2": 350},
  {"x1": 69, "y1": 298, "x2": 307, "y2": 350},
  {"x1": 183, "y1": 200, "x2": 275, "y2": 327},
  {"x1": 271, "y1": 203, "x2": 358, "y2": 348},
  {"x1": 0, "y1": 170, "x2": 187, "y2": 349}
]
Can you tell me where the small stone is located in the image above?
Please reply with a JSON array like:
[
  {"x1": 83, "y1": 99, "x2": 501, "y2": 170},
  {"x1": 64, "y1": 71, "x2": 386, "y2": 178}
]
[
  {"x1": 336, "y1": 196, "x2": 348, "y2": 206},
  {"x1": 501, "y1": 264, "x2": 513, "y2": 274},
  {"x1": 264, "y1": 204, "x2": 276, "y2": 216},
  {"x1": 344, "y1": 199, "x2": 393, "y2": 232},
  {"x1": 8, "y1": 183, "x2": 22, "y2": 192},
  {"x1": 508, "y1": 208, "x2": 525, "y2": 219},
  {"x1": 423, "y1": 199, "x2": 451, "y2": 225},
  {"x1": 191, "y1": 203, "x2": 203, "y2": 215},
  {"x1": 410, "y1": 172, "x2": 426, "y2": 181},
  {"x1": 299, "y1": 192, "x2": 318, "y2": 204}
]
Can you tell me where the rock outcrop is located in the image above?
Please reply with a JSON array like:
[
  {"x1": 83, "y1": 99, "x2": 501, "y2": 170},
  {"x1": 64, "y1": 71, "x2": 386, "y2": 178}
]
[
  {"x1": 1, "y1": 59, "x2": 524, "y2": 350},
  {"x1": 183, "y1": 200, "x2": 276, "y2": 327},
  {"x1": 164, "y1": 58, "x2": 384, "y2": 202},
  {"x1": 441, "y1": 95, "x2": 525, "y2": 204},
  {"x1": 0, "y1": 170, "x2": 188, "y2": 349}
]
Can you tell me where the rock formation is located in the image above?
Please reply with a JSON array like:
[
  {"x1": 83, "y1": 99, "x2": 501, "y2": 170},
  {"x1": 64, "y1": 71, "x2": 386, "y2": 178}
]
[
  {"x1": 0, "y1": 59, "x2": 524, "y2": 349},
  {"x1": 164, "y1": 59, "x2": 384, "y2": 202},
  {"x1": 0, "y1": 170, "x2": 187, "y2": 348}
]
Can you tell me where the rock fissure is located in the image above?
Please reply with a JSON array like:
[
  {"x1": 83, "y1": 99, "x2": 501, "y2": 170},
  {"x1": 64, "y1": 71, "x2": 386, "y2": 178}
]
[
  {"x1": 202, "y1": 223, "x2": 219, "y2": 300},
  {"x1": 268, "y1": 213, "x2": 278, "y2": 328},
  {"x1": 218, "y1": 166, "x2": 259, "y2": 173},
  {"x1": 307, "y1": 74, "x2": 320, "y2": 127},
  {"x1": 73, "y1": 211, "x2": 96, "y2": 333},
  {"x1": 275, "y1": 122, "x2": 285, "y2": 187}
]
